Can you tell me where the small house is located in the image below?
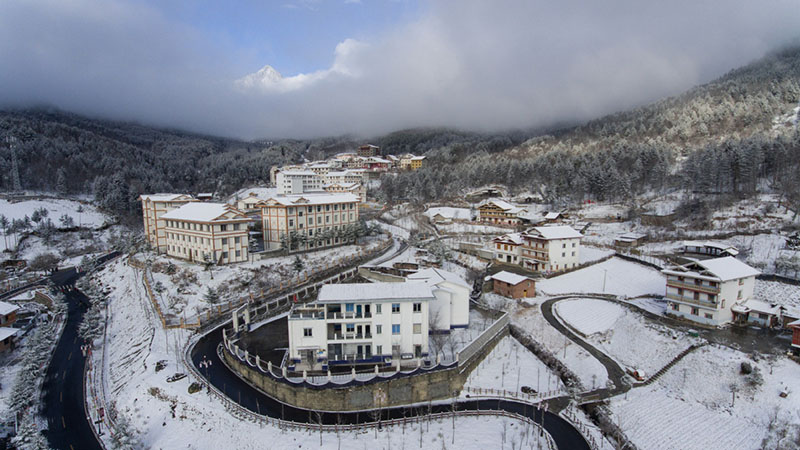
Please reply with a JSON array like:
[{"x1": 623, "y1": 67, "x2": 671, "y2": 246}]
[
  {"x1": 0, "y1": 301, "x2": 19, "y2": 327},
  {"x1": 615, "y1": 232, "x2": 647, "y2": 248},
  {"x1": 490, "y1": 271, "x2": 535, "y2": 299},
  {"x1": 789, "y1": 320, "x2": 800, "y2": 356}
]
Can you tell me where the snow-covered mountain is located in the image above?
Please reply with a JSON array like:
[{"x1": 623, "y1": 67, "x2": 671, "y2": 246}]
[{"x1": 235, "y1": 65, "x2": 283, "y2": 89}]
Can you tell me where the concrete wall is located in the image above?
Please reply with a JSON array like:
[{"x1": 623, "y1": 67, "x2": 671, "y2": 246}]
[{"x1": 224, "y1": 327, "x2": 508, "y2": 412}]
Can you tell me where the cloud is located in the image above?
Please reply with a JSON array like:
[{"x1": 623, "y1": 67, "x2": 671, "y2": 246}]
[{"x1": 1, "y1": 0, "x2": 799, "y2": 140}]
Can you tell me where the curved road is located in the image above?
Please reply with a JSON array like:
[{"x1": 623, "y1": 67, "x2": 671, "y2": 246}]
[{"x1": 190, "y1": 321, "x2": 590, "y2": 450}]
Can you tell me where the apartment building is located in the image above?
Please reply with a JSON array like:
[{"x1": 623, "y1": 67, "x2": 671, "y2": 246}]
[
  {"x1": 259, "y1": 193, "x2": 360, "y2": 252},
  {"x1": 276, "y1": 170, "x2": 324, "y2": 195},
  {"x1": 140, "y1": 194, "x2": 196, "y2": 252},
  {"x1": 162, "y1": 203, "x2": 251, "y2": 265},
  {"x1": 662, "y1": 256, "x2": 760, "y2": 326},
  {"x1": 519, "y1": 226, "x2": 582, "y2": 272},
  {"x1": 287, "y1": 282, "x2": 433, "y2": 370},
  {"x1": 410, "y1": 156, "x2": 426, "y2": 170},
  {"x1": 358, "y1": 144, "x2": 381, "y2": 157},
  {"x1": 478, "y1": 199, "x2": 522, "y2": 226},
  {"x1": 324, "y1": 169, "x2": 365, "y2": 185},
  {"x1": 406, "y1": 268, "x2": 470, "y2": 330}
]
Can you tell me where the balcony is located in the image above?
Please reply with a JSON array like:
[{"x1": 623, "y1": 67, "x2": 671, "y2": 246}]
[
  {"x1": 665, "y1": 293, "x2": 718, "y2": 309},
  {"x1": 522, "y1": 251, "x2": 549, "y2": 262},
  {"x1": 289, "y1": 310, "x2": 325, "y2": 320},
  {"x1": 666, "y1": 279, "x2": 720, "y2": 295},
  {"x1": 326, "y1": 311, "x2": 372, "y2": 320},
  {"x1": 328, "y1": 332, "x2": 373, "y2": 341}
]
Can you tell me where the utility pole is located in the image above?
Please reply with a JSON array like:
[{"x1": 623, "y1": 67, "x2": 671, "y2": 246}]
[{"x1": 602, "y1": 269, "x2": 607, "y2": 292}]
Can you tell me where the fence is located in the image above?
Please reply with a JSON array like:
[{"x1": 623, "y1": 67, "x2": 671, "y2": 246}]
[
  {"x1": 457, "y1": 312, "x2": 509, "y2": 368},
  {"x1": 561, "y1": 408, "x2": 605, "y2": 450},
  {"x1": 461, "y1": 386, "x2": 566, "y2": 404}
]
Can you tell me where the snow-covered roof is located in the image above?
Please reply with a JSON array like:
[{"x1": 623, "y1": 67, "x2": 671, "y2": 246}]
[
  {"x1": 788, "y1": 319, "x2": 800, "y2": 327},
  {"x1": 327, "y1": 170, "x2": 363, "y2": 178},
  {"x1": 683, "y1": 241, "x2": 739, "y2": 255},
  {"x1": 139, "y1": 193, "x2": 193, "y2": 202},
  {"x1": 0, "y1": 327, "x2": 17, "y2": 341},
  {"x1": 162, "y1": 203, "x2": 248, "y2": 222},
  {"x1": 410, "y1": 156, "x2": 426, "y2": 161},
  {"x1": 480, "y1": 199, "x2": 522, "y2": 213},
  {"x1": 665, "y1": 256, "x2": 760, "y2": 282},
  {"x1": 525, "y1": 226, "x2": 583, "y2": 240},
  {"x1": 493, "y1": 233, "x2": 524, "y2": 245},
  {"x1": 407, "y1": 268, "x2": 470, "y2": 289},
  {"x1": 619, "y1": 232, "x2": 647, "y2": 240},
  {"x1": 737, "y1": 300, "x2": 780, "y2": 315},
  {"x1": 0, "y1": 301, "x2": 19, "y2": 316},
  {"x1": 279, "y1": 170, "x2": 317, "y2": 177},
  {"x1": 490, "y1": 271, "x2": 530, "y2": 286},
  {"x1": 544, "y1": 212, "x2": 561, "y2": 220},
  {"x1": 263, "y1": 193, "x2": 360, "y2": 206},
  {"x1": 316, "y1": 282, "x2": 434, "y2": 303},
  {"x1": 425, "y1": 207, "x2": 472, "y2": 221},
  {"x1": 368, "y1": 157, "x2": 391, "y2": 164}
]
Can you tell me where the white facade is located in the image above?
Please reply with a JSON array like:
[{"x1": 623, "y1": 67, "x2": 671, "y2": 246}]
[
  {"x1": 406, "y1": 268, "x2": 470, "y2": 331},
  {"x1": 520, "y1": 226, "x2": 582, "y2": 272},
  {"x1": 663, "y1": 256, "x2": 760, "y2": 326},
  {"x1": 492, "y1": 233, "x2": 524, "y2": 265},
  {"x1": 276, "y1": 170, "x2": 324, "y2": 195},
  {"x1": 287, "y1": 282, "x2": 433, "y2": 370},
  {"x1": 161, "y1": 203, "x2": 251, "y2": 265}
]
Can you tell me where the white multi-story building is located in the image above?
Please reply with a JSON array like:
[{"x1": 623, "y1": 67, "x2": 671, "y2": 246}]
[
  {"x1": 492, "y1": 233, "x2": 524, "y2": 265},
  {"x1": 519, "y1": 226, "x2": 582, "y2": 272},
  {"x1": 161, "y1": 202, "x2": 251, "y2": 265},
  {"x1": 287, "y1": 282, "x2": 433, "y2": 370},
  {"x1": 276, "y1": 170, "x2": 324, "y2": 195},
  {"x1": 287, "y1": 268, "x2": 470, "y2": 371},
  {"x1": 140, "y1": 193, "x2": 196, "y2": 253},
  {"x1": 663, "y1": 256, "x2": 760, "y2": 326},
  {"x1": 259, "y1": 193, "x2": 360, "y2": 251}
]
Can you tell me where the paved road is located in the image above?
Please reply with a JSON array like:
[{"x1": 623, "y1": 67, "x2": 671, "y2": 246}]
[
  {"x1": 42, "y1": 287, "x2": 102, "y2": 450},
  {"x1": 191, "y1": 325, "x2": 590, "y2": 450}
]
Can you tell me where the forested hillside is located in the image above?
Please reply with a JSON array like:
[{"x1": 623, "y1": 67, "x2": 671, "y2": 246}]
[{"x1": 379, "y1": 46, "x2": 800, "y2": 210}]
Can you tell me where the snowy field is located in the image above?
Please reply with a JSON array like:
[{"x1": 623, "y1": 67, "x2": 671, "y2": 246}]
[
  {"x1": 0, "y1": 198, "x2": 108, "y2": 228},
  {"x1": 581, "y1": 222, "x2": 634, "y2": 246},
  {"x1": 573, "y1": 202, "x2": 627, "y2": 220},
  {"x1": 424, "y1": 206, "x2": 473, "y2": 221},
  {"x1": 610, "y1": 344, "x2": 800, "y2": 450},
  {"x1": 555, "y1": 299, "x2": 624, "y2": 335},
  {"x1": 754, "y1": 279, "x2": 800, "y2": 310},
  {"x1": 92, "y1": 258, "x2": 553, "y2": 450},
  {"x1": 464, "y1": 335, "x2": 565, "y2": 394},
  {"x1": 513, "y1": 301, "x2": 609, "y2": 389},
  {"x1": 436, "y1": 222, "x2": 511, "y2": 234},
  {"x1": 556, "y1": 299, "x2": 701, "y2": 374},
  {"x1": 579, "y1": 246, "x2": 615, "y2": 265},
  {"x1": 538, "y1": 257, "x2": 665, "y2": 297},
  {"x1": 369, "y1": 220, "x2": 410, "y2": 239}
]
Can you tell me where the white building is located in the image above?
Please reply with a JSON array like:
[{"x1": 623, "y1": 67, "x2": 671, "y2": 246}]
[
  {"x1": 663, "y1": 256, "x2": 760, "y2": 326},
  {"x1": 276, "y1": 170, "x2": 324, "y2": 195},
  {"x1": 258, "y1": 193, "x2": 360, "y2": 251},
  {"x1": 161, "y1": 202, "x2": 251, "y2": 265},
  {"x1": 139, "y1": 193, "x2": 196, "y2": 252},
  {"x1": 287, "y1": 282, "x2": 434, "y2": 370},
  {"x1": 492, "y1": 233, "x2": 524, "y2": 265},
  {"x1": 406, "y1": 268, "x2": 470, "y2": 331},
  {"x1": 520, "y1": 225, "x2": 583, "y2": 272}
]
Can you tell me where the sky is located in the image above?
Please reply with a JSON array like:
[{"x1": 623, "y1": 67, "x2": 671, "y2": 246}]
[{"x1": 0, "y1": 0, "x2": 798, "y2": 140}]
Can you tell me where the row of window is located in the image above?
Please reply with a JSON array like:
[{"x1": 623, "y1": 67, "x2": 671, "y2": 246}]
[
  {"x1": 285, "y1": 203, "x2": 356, "y2": 215},
  {"x1": 302, "y1": 323, "x2": 423, "y2": 337},
  {"x1": 168, "y1": 234, "x2": 242, "y2": 246},
  {"x1": 168, "y1": 246, "x2": 240, "y2": 259},
  {"x1": 166, "y1": 220, "x2": 241, "y2": 232},
  {"x1": 286, "y1": 213, "x2": 355, "y2": 228}
]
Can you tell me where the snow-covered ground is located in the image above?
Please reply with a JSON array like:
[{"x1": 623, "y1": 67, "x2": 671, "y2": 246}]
[
  {"x1": 226, "y1": 186, "x2": 278, "y2": 204},
  {"x1": 754, "y1": 279, "x2": 800, "y2": 310},
  {"x1": 424, "y1": 206, "x2": 473, "y2": 221},
  {"x1": 436, "y1": 222, "x2": 511, "y2": 234},
  {"x1": 0, "y1": 198, "x2": 109, "y2": 229},
  {"x1": 556, "y1": 298, "x2": 701, "y2": 374},
  {"x1": 464, "y1": 335, "x2": 565, "y2": 394},
  {"x1": 609, "y1": 344, "x2": 800, "y2": 450},
  {"x1": 369, "y1": 220, "x2": 410, "y2": 239},
  {"x1": 513, "y1": 300, "x2": 609, "y2": 389},
  {"x1": 579, "y1": 246, "x2": 615, "y2": 265},
  {"x1": 573, "y1": 202, "x2": 628, "y2": 220},
  {"x1": 538, "y1": 257, "x2": 665, "y2": 297},
  {"x1": 90, "y1": 258, "x2": 553, "y2": 449}
]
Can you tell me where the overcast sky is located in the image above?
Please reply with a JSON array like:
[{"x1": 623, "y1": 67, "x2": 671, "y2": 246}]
[{"x1": 0, "y1": 0, "x2": 798, "y2": 140}]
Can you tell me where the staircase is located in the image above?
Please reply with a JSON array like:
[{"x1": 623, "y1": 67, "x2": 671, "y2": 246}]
[{"x1": 640, "y1": 343, "x2": 707, "y2": 386}]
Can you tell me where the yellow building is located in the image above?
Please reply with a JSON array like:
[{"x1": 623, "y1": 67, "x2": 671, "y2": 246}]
[
  {"x1": 162, "y1": 203, "x2": 251, "y2": 265},
  {"x1": 410, "y1": 156, "x2": 426, "y2": 170},
  {"x1": 140, "y1": 194, "x2": 196, "y2": 253}
]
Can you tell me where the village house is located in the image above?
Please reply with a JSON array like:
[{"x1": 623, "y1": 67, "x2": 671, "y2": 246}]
[
  {"x1": 358, "y1": 144, "x2": 381, "y2": 157},
  {"x1": 519, "y1": 225, "x2": 583, "y2": 273},
  {"x1": 682, "y1": 241, "x2": 739, "y2": 258},
  {"x1": 0, "y1": 300, "x2": 19, "y2": 326},
  {"x1": 492, "y1": 233, "x2": 524, "y2": 265},
  {"x1": 788, "y1": 320, "x2": 800, "y2": 356},
  {"x1": 0, "y1": 301, "x2": 20, "y2": 353},
  {"x1": 478, "y1": 199, "x2": 523, "y2": 226},
  {"x1": 489, "y1": 271, "x2": 535, "y2": 299},
  {"x1": 287, "y1": 269, "x2": 470, "y2": 371},
  {"x1": 258, "y1": 193, "x2": 360, "y2": 252},
  {"x1": 731, "y1": 300, "x2": 781, "y2": 327},
  {"x1": 410, "y1": 155, "x2": 426, "y2": 170},
  {"x1": 662, "y1": 256, "x2": 760, "y2": 326},
  {"x1": 140, "y1": 193, "x2": 196, "y2": 253},
  {"x1": 161, "y1": 202, "x2": 251, "y2": 265}
]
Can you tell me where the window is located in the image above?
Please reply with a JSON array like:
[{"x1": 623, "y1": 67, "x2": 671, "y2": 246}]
[
  {"x1": 346, "y1": 324, "x2": 355, "y2": 333},
  {"x1": 738, "y1": 278, "x2": 744, "y2": 285},
  {"x1": 326, "y1": 215, "x2": 330, "y2": 223},
  {"x1": 234, "y1": 237, "x2": 241, "y2": 244},
  {"x1": 303, "y1": 328, "x2": 312, "y2": 337},
  {"x1": 317, "y1": 205, "x2": 322, "y2": 212},
  {"x1": 671, "y1": 303, "x2": 679, "y2": 311},
  {"x1": 704, "y1": 313, "x2": 713, "y2": 319},
  {"x1": 376, "y1": 345, "x2": 383, "y2": 355},
  {"x1": 677, "y1": 288, "x2": 683, "y2": 296},
  {"x1": 413, "y1": 303, "x2": 422, "y2": 312},
  {"x1": 721, "y1": 299, "x2": 725, "y2": 308},
  {"x1": 345, "y1": 303, "x2": 354, "y2": 312},
  {"x1": 759, "y1": 313, "x2": 768, "y2": 319},
  {"x1": 572, "y1": 242, "x2": 576, "y2": 248},
  {"x1": 220, "y1": 224, "x2": 227, "y2": 231},
  {"x1": 233, "y1": 224, "x2": 240, "y2": 230},
  {"x1": 691, "y1": 307, "x2": 699, "y2": 315},
  {"x1": 326, "y1": 204, "x2": 331, "y2": 211},
  {"x1": 413, "y1": 323, "x2": 422, "y2": 334},
  {"x1": 309, "y1": 217, "x2": 313, "y2": 225},
  {"x1": 392, "y1": 324, "x2": 400, "y2": 335},
  {"x1": 235, "y1": 250, "x2": 241, "y2": 258},
  {"x1": 693, "y1": 292, "x2": 700, "y2": 300},
  {"x1": 562, "y1": 243, "x2": 566, "y2": 248},
  {"x1": 288, "y1": 207, "x2": 294, "y2": 214},
  {"x1": 571, "y1": 251, "x2": 575, "y2": 256},
  {"x1": 737, "y1": 290, "x2": 742, "y2": 299},
  {"x1": 289, "y1": 219, "x2": 294, "y2": 227},
  {"x1": 298, "y1": 211, "x2": 303, "y2": 217},
  {"x1": 307, "y1": 206, "x2": 313, "y2": 213},
  {"x1": 562, "y1": 252, "x2": 565, "y2": 257},
  {"x1": 376, "y1": 325, "x2": 382, "y2": 334},
  {"x1": 334, "y1": 204, "x2": 339, "y2": 210},
  {"x1": 392, "y1": 303, "x2": 400, "y2": 313},
  {"x1": 222, "y1": 251, "x2": 228, "y2": 259},
  {"x1": 375, "y1": 304, "x2": 382, "y2": 314}
]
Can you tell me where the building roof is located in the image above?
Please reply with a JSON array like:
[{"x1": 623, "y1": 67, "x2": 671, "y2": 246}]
[
  {"x1": 139, "y1": 193, "x2": 193, "y2": 202},
  {"x1": 406, "y1": 268, "x2": 470, "y2": 289},
  {"x1": 410, "y1": 156, "x2": 426, "y2": 161},
  {"x1": 316, "y1": 282, "x2": 434, "y2": 303},
  {"x1": 619, "y1": 232, "x2": 647, "y2": 240},
  {"x1": 161, "y1": 202, "x2": 248, "y2": 222},
  {"x1": 0, "y1": 327, "x2": 17, "y2": 341},
  {"x1": 493, "y1": 233, "x2": 524, "y2": 245},
  {"x1": 736, "y1": 300, "x2": 781, "y2": 315},
  {"x1": 683, "y1": 241, "x2": 739, "y2": 256},
  {"x1": 664, "y1": 256, "x2": 760, "y2": 282},
  {"x1": 788, "y1": 319, "x2": 800, "y2": 328},
  {"x1": 0, "y1": 301, "x2": 19, "y2": 316},
  {"x1": 279, "y1": 170, "x2": 317, "y2": 177},
  {"x1": 544, "y1": 212, "x2": 561, "y2": 220},
  {"x1": 262, "y1": 193, "x2": 360, "y2": 206},
  {"x1": 490, "y1": 271, "x2": 530, "y2": 286},
  {"x1": 525, "y1": 226, "x2": 583, "y2": 240},
  {"x1": 480, "y1": 199, "x2": 522, "y2": 214}
]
